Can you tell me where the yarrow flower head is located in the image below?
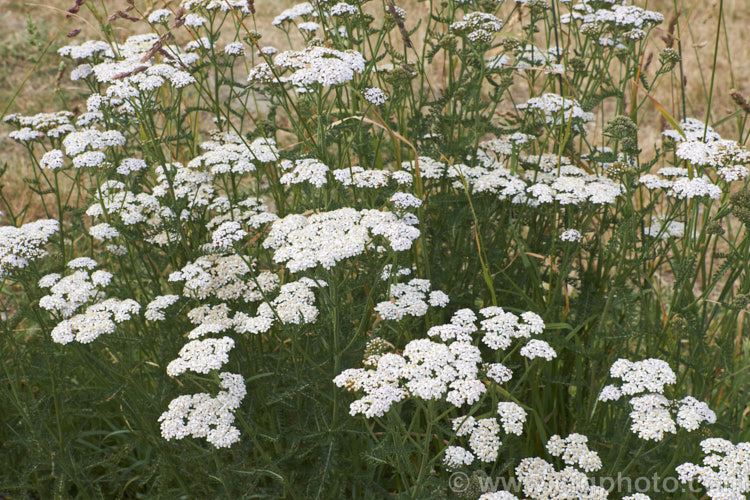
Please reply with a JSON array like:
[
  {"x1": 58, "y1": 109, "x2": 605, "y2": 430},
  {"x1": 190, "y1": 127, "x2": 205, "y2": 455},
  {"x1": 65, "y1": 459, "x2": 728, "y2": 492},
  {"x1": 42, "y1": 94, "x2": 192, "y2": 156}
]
[
  {"x1": 144, "y1": 295, "x2": 180, "y2": 321},
  {"x1": 560, "y1": 229, "x2": 582, "y2": 242},
  {"x1": 374, "y1": 278, "x2": 448, "y2": 321},
  {"x1": 644, "y1": 217, "x2": 684, "y2": 239},
  {"x1": 159, "y1": 372, "x2": 247, "y2": 448},
  {"x1": 663, "y1": 118, "x2": 722, "y2": 143},
  {"x1": 496, "y1": 402, "x2": 527, "y2": 435},
  {"x1": 39, "y1": 260, "x2": 140, "y2": 345},
  {"x1": 450, "y1": 12, "x2": 504, "y2": 43},
  {"x1": 516, "y1": 446, "x2": 608, "y2": 499},
  {"x1": 519, "y1": 93, "x2": 595, "y2": 132},
  {"x1": 607, "y1": 358, "x2": 676, "y2": 396},
  {"x1": 677, "y1": 438, "x2": 750, "y2": 499},
  {"x1": 262, "y1": 46, "x2": 366, "y2": 91},
  {"x1": 599, "y1": 358, "x2": 715, "y2": 441},
  {"x1": 363, "y1": 87, "x2": 388, "y2": 105},
  {"x1": 278, "y1": 158, "x2": 329, "y2": 188},
  {"x1": 166, "y1": 337, "x2": 235, "y2": 376},
  {"x1": 0, "y1": 219, "x2": 59, "y2": 277},
  {"x1": 479, "y1": 306, "x2": 545, "y2": 351},
  {"x1": 263, "y1": 207, "x2": 420, "y2": 272},
  {"x1": 546, "y1": 433, "x2": 602, "y2": 472}
]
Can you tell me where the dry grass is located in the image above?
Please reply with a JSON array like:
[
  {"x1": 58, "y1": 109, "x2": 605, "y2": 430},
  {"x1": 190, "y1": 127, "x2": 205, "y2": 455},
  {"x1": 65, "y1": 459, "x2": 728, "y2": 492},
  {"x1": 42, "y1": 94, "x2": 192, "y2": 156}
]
[{"x1": 1, "y1": 0, "x2": 749, "y2": 218}]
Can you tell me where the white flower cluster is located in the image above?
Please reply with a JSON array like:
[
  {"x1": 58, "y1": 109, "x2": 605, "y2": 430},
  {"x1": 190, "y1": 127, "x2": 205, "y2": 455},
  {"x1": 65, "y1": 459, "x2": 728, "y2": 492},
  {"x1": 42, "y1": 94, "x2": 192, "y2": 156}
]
[
  {"x1": 8, "y1": 128, "x2": 45, "y2": 143},
  {"x1": 443, "y1": 445, "x2": 475, "y2": 469},
  {"x1": 205, "y1": 197, "x2": 279, "y2": 234},
  {"x1": 336, "y1": 302, "x2": 549, "y2": 464},
  {"x1": 449, "y1": 161, "x2": 526, "y2": 200},
  {"x1": 516, "y1": 434, "x2": 608, "y2": 500},
  {"x1": 450, "y1": 12, "x2": 504, "y2": 43},
  {"x1": 153, "y1": 162, "x2": 214, "y2": 215},
  {"x1": 604, "y1": 358, "x2": 677, "y2": 397},
  {"x1": 663, "y1": 118, "x2": 750, "y2": 177},
  {"x1": 477, "y1": 492, "x2": 519, "y2": 500},
  {"x1": 335, "y1": 309, "x2": 494, "y2": 417},
  {"x1": 363, "y1": 87, "x2": 388, "y2": 106},
  {"x1": 259, "y1": 278, "x2": 324, "y2": 325},
  {"x1": 185, "y1": 303, "x2": 235, "y2": 338},
  {"x1": 655, "y1": 118, "x2": 750, "y2": 189},
  {"x1": 223, "y1": 41, "x2": 245, "y2": 56},
  {"x1": 279, "y1": 158, "x2": 330, "y2": 188},
  {"x1": 159, "y1": 372, "x2": 247, "y2": 448},
  {"x1": 669, "y1": 175, "x2": 721, "y2": 200},
  {"x1": 448, "y1": 417, "x2": 503, "y2": 464},
  {"x1": 480, "y1": 134, "x2": 534, "y2": 157},
  {"x1": 4, "y1": 111, "x2": 75, "y2": 142},
  {"x1": 0, "y1": 219, "x2": 59, "y2": 277},
  {"x1": 449, "y1": 149, "x2": 624, "y2": 206},
  {"x1": 390, "y1": 192, "x2": 422, "y2": 210},
  {"x1": 86, "y1": 181, "x2": 176, "y2": 246},
  {"x1": 560, "y1": 229, "x2": 583, "y2": 242},
  {"x1": 117, "y1": 157, "x2": 147, "y2": 175},
  {"x1": 644, "y1": 217, "x2": 684, "y2": 239},
  {"x1": 374, "y1": 278, "x2": 449, "y2": 320},
  {"x1": 401, "y1": 156, "x2": 447, "y2": 179},
  {"x1": 513, "y1": 44, "x2": 565, "y2": 74},
  {"x1": 169, "y1": 254, "x2": 279, "y2": 302},
  {"x1": 231, "y1": 277, "x2": 325, "y2": 334},
  {"x1": 485, "y1": 362, "x2": 513, "y2": 384},
  {"x1": 255, "y1": 46, "x2": 366, "y2": 91},
  {"x1": 639, "y1": 170, "x2": 722, "y2": 200},
  {"x1": 518, "y1": 93, "x2": 595, "y2": 132},
  {"x1": 166, "y1": 337, "x2": 235, "y2": 376},
  {"x1": 581, "y1": 5, "x2": 664, "y2": 31},
  {"x1": 147, "y1": 8, "x2": 171, "y2": 23},
  {"x1": 89, "y1": 222, "x2": 120, "y2": 242},
  {"x1": 520, "y1": 339, "x2": 558, "y2": 360},
  {"x1": 333, "y1": 166, "x2": 393, "y2": 188},
  {"x1": 401, "y1": 338, "x2": 485, "y2": 406},
  {"x1": 677, "y1": 438, "x2": 750, "y2": 499},
  {"x1": 562, "y1": 2, "x2": 663, "y2": 44},
  {"x1": 496, "y1": 402, "x2": 527, "y2": 435},
  {"x1": 297, "y1": 21, "x2": 320, "y2": 32},
  {"x1": 21, "y1": 121, "x2": 126, "y2": 170},
  {"x1": 479, "y1": 306, "x2": 546, "y2": 351},
  {"x1": 263, "y1": 208, "x2": 420, "y2": 272},
  {"x1": 57, "y1": 39, "x2": 110, "y2": 60},
  {"x1": 145, "y1": 294, "x2": 180, "y2": 321},
  {"x1": 458, "y1": 417, "x2": 502, "y2": 467},
  {"x1": 58, "y1": 34, "x2": 199, "y2": 116},
  {"x1": 40, "y1": 260, "x2": 139, "y2": 345},
  {"x1": 333, "y1": 353, "x2": 408, "y2": 418},
  {"x1": 188, "y1": 133, "x2": 279, "y2": 174},
  {"x1": 676, "y1": 140, "x2": 750, "y2": 172},
  {"x1": 426, "y1": 308, "x2": 477, "y2": 342},
  {"x1": 272, "y1": 2, "x2": 314, "y2": 26},
  {"x1": 210, "y1": 221, "x2": 247, "y2": 249},
  {"x1": 663, "y1": 118, "x2": 722, "y2": 143},
  {"x1": 526, "y1": 170, "x2": 625, "y2": 208},
  {"x1": 599, "y1": 358, "x2": 716, "y2": 440},
  {"x1": 546, "y1": 433, "x2": 603, "y2": 472},
  {"x1": 329, "y1": 2, "x2": 358, "y2": 16},
  {"x1": 181, "y1": 0, "x2": 253, "y2": 13}
]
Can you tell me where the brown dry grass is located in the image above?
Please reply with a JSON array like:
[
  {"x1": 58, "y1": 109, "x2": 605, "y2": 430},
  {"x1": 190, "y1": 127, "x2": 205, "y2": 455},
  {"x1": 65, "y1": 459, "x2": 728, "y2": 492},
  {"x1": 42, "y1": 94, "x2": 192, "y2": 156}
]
[{"x1": 1, "y1": 0, "x2": 748, "y2": 217}]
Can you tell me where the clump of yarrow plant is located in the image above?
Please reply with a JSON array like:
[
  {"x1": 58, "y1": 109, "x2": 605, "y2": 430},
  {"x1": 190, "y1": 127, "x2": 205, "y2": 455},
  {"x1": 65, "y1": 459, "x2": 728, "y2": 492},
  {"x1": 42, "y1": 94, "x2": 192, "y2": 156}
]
[{"x1": 2, "y1": 0, "x2": 750, "y2": 497}]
